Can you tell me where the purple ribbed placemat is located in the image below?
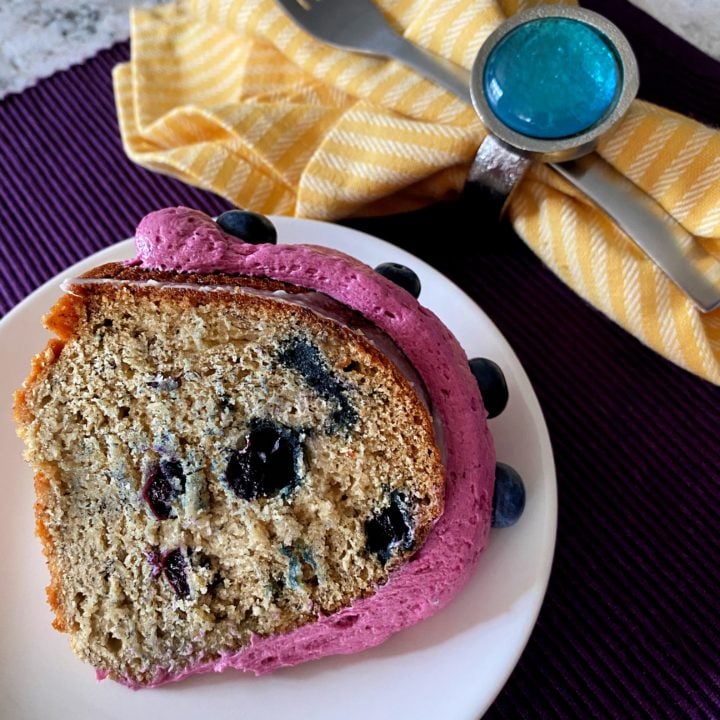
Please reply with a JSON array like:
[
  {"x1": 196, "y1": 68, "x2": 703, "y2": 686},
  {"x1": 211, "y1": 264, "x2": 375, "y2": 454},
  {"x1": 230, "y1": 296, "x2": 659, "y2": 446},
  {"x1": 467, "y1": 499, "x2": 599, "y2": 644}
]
[{"x1": 1, "y1": 3, "x2": 719, "y2": 718}]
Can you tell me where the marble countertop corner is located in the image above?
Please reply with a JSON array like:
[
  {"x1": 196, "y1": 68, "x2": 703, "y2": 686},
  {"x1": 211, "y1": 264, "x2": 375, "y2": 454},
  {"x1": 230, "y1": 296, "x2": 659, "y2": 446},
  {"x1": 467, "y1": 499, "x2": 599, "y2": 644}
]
[{"x1": 0, "y1": 0, "x2": 164, "y2": 98}]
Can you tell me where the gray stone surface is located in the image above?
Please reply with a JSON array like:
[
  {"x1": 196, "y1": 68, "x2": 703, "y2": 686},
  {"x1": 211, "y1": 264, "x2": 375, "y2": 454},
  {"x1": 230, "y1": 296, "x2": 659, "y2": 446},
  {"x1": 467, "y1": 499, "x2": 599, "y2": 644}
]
[{"x1": 0, "y1": 0, "x2": 164, "y2": 98}]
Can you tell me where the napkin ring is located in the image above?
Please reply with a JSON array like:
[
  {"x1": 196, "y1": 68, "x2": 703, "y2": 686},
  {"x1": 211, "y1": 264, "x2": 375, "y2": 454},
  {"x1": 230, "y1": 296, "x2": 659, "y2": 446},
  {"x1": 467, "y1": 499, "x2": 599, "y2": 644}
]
[
  {"x1": 464, "y1": 6, "x2": 720, "y2": 313},
  {"x1": 466, "y1": 5, "x2": 638, "y2": 212}
]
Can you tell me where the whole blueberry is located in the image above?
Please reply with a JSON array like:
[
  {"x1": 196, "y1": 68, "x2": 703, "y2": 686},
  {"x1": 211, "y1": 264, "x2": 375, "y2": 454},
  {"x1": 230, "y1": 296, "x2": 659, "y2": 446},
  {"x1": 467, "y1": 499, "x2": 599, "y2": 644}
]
[
  {"x1": 469, "y1": 357, "x2": 508, "y2": 419},
  {"x1": 374, "y1": 263, "x2": 421, "y2": 298},
  {"x1": 224, "y1": 423, "x2": 302, "y2": 500},
  {"x1": 162, "y1": 548, "x2": 190, "y2": 598},
  {"x1": 142, "y1": 459, "x2": 186, "y2": 520},
  {"x1": 492, "y1": 463, "x2": 526, "y2": 528},
  {"x1": 217, "y1": 209, "x2": 277, "y2": 245}
]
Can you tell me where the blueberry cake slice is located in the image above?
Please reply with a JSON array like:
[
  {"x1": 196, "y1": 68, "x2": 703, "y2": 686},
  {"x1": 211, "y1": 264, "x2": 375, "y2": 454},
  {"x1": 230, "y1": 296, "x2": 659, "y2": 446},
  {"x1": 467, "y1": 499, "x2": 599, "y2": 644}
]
[{"x1": 14, "y1": 208, "x2": 501, "y2": 687}]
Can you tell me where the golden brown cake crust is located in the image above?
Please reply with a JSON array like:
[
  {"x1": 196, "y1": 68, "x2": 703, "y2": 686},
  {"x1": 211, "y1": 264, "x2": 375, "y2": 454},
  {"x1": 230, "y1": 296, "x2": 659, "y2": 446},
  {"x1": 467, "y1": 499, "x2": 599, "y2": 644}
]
[
  {"x1": 33, "y1": 471, "x2": 68, "y2": 632},
  {"x1": 15, "y1": 343, "x2": 71, "y2": 634}
]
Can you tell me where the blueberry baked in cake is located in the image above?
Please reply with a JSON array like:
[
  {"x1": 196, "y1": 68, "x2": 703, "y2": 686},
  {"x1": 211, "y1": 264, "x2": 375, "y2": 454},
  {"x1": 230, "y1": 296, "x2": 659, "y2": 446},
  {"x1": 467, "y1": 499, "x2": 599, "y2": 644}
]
[{"x1": 14, "y1": 207, "x2": 523, "y2": 687}]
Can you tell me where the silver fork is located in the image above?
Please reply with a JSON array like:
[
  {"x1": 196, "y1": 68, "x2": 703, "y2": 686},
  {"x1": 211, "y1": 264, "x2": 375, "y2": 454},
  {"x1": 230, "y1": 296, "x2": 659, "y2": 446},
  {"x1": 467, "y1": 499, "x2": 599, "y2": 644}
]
[
  {"x1": 276, "y1": 0, "x2": 471, "y2": 102},
  {"x1": 276, "y1": 0, "x2": 720, "y2": 312}
]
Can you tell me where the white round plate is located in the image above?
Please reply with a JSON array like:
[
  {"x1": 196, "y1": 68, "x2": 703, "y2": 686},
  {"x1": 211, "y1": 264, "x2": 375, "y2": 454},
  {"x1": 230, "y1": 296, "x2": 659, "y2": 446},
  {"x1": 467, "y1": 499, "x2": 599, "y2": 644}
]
[{"x1": 0, "y1": 217, "x2": 556, "y2": 720}]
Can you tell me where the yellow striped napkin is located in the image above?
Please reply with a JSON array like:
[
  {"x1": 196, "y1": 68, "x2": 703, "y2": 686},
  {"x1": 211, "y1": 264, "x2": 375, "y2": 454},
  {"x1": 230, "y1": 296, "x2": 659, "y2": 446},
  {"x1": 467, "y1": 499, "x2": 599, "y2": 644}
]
[{"x1": 113, "y1": 0, "x2": 720, "y2": 384}]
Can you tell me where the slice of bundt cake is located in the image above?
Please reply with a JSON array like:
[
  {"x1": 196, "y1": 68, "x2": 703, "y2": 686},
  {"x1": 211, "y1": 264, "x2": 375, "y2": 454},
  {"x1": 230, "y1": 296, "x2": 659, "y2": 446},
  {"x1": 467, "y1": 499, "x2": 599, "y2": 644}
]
[{"x1": 14, "y1": 207, "x2": 499, "y2": 688}]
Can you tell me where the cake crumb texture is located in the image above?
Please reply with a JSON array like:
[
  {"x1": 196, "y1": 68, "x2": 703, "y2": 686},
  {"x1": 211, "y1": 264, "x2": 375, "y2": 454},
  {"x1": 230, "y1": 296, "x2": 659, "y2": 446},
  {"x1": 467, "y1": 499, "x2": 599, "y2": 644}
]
[{"x1": 15, "y1": 278, "x2": 443, "y2": 684}]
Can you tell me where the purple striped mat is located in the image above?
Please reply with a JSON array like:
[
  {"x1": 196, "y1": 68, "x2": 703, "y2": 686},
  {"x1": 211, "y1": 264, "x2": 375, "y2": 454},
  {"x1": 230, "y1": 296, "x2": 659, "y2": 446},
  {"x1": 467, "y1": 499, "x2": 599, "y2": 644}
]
[{"x1": 1, "y1": 2, "x2": 719, "y2": 717}]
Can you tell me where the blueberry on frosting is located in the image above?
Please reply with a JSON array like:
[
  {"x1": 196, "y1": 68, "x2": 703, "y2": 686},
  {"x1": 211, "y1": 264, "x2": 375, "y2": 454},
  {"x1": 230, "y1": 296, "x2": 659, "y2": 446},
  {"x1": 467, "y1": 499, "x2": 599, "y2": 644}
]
[
  {"x1": 491, "y1": 463, "x2": 526, "y2": 528},
  {"x1": 216, "y1": 209, "x2": 277, "y2": 245},
  {"x1": 469, "y1": 357, "x2": 509, "y2": 419},
  {"x1": 374, "y1": 263, "x2": 421, "y2": 299}
]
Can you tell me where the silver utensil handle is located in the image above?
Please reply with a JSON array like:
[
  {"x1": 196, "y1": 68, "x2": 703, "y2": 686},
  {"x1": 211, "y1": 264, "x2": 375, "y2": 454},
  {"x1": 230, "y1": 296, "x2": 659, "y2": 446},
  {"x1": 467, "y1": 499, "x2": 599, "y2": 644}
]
[
  {"x1": 553, "y1": 157, "x2": 720, "y2": 312},
  {"x1": 388, "y1": 35, "x2": 473, "y2": 104}
]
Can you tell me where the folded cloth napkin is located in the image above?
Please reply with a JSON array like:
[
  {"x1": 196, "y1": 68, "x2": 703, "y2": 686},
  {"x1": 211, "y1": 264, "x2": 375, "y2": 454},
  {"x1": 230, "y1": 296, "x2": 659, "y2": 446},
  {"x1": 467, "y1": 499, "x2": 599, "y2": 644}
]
[{"x1": 113, "y1": 0, "x2": 720, "y2": 384}]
